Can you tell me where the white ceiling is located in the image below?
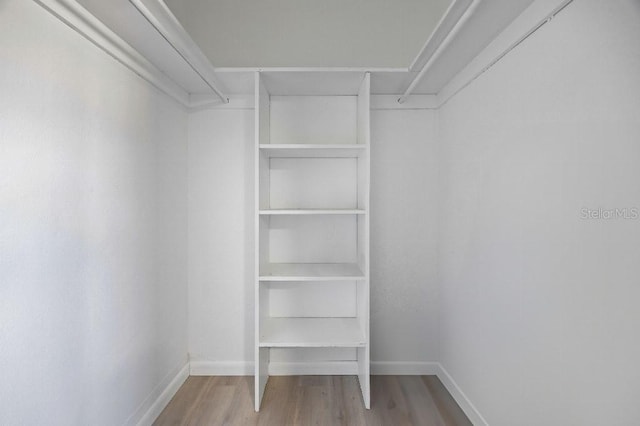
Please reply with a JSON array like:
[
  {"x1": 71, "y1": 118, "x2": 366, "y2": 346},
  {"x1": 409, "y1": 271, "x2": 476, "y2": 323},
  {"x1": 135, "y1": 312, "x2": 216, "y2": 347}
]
[{"x1": 164, "y1": 0, "x2": 453, "y2": 68}]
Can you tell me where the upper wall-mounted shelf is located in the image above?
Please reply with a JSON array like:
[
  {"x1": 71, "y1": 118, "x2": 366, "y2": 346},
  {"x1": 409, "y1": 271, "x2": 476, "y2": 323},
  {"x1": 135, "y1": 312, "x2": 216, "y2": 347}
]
[{"x1": 45, "y1": 0, "x2": 541, "y2": 107}]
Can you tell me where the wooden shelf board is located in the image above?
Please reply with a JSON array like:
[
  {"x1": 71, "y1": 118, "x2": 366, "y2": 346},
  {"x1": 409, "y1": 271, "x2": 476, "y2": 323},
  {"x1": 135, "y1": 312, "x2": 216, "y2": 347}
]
[
  {"x1": 259, "y1": 263, "x2": 365, "y2": 281},
  {"x1": 259, "y1": 317, "x2": 366, "y2": 348}
]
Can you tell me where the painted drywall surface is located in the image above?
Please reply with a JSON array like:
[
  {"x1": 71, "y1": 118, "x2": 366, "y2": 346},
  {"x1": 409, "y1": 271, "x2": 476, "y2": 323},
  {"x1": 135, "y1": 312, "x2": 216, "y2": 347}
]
[
  {"x1": 0, "y1": 1, "x2": 188, "y2": 425},
  {"x1": 437, "y1": 0, "x2": 640, "y2": 424},
  {"x1": 187, "y1": 109, "x2": 255, "y2": 367},
  {"x1": 166, "y1": 0, "x2": 451, "y2": 68},
  {"x1": 370, "y1": 110, "x2": 440, "y2": 365},
  {"x1": 187, "y1": 108, "x2": 439, "y2": 369}
]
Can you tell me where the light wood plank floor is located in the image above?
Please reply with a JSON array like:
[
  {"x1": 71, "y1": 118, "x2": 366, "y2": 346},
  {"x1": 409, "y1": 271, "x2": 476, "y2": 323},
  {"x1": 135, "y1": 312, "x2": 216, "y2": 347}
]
[{"x1": 154, "y1": 375, "x2": 472, "y2": 426}]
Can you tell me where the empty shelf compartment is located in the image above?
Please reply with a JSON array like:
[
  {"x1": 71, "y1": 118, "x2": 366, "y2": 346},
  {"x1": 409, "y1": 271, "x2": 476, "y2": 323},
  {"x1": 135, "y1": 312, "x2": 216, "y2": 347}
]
[{"x1": 259, "y1": 317, "x2": 366, "y2": 348}]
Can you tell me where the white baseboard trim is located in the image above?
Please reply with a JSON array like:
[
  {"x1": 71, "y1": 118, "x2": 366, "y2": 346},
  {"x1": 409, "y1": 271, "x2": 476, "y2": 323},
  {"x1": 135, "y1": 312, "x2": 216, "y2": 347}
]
[
  {"x1": 190, "y1": 359, "x2": 441, "y2": 376},
  {"x1": 371, "y1": 361, "x2": 440, "y2": 375},
  {"x1": 190, "y1": 360, "x2": 253, "y2": 376},
  {"x1": 125, "y1": 361, "x2": 189, "y2": 426},
  {"x1": 190, "y1": 360, "x2": 359, "y2": 376},
  {"x1": 435, "y1": 363, "x2": 489, "y2": 426}
]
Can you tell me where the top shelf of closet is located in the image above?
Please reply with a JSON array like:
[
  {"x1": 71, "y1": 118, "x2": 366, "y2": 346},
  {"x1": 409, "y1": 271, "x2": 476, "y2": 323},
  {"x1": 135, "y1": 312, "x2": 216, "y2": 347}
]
[{"x1": 259, "y1": 144, "x2": 367, "y2": 158}]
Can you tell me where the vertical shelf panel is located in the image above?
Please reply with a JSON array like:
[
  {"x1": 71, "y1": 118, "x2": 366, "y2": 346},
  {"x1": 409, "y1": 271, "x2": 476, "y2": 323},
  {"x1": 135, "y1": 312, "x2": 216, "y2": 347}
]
[
  {"x1": 255, "y1": 71, "x2": 271, "y2": 412},
  {"x1": 356, "y1": 73, "x2": 371, "y2": 409}
]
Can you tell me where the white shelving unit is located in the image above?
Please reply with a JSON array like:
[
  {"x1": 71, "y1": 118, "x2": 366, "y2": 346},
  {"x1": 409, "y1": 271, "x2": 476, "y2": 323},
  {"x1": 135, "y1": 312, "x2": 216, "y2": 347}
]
[{"x1": 254, "y1": 71, "x2": 371, "y2": 411}]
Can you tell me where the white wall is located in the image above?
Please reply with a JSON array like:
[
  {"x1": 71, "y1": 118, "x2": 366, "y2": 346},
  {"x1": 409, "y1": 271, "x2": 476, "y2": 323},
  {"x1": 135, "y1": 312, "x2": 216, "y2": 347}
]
[
  {"x1": 437, "y1": 0, "x2": 640, "y2": 424},
  {"x1": 187, "y1": 106, "x2": 440, "y2": 372},
  {"x1": 188, "y1": 108, "x2": 255, "y2": 371},
  {"x1": 370, "y1": 109, "x2": 440, "y2": 368},
  {"x1": 0, "y1": 1, "x2": 188, "y2": 425}
]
